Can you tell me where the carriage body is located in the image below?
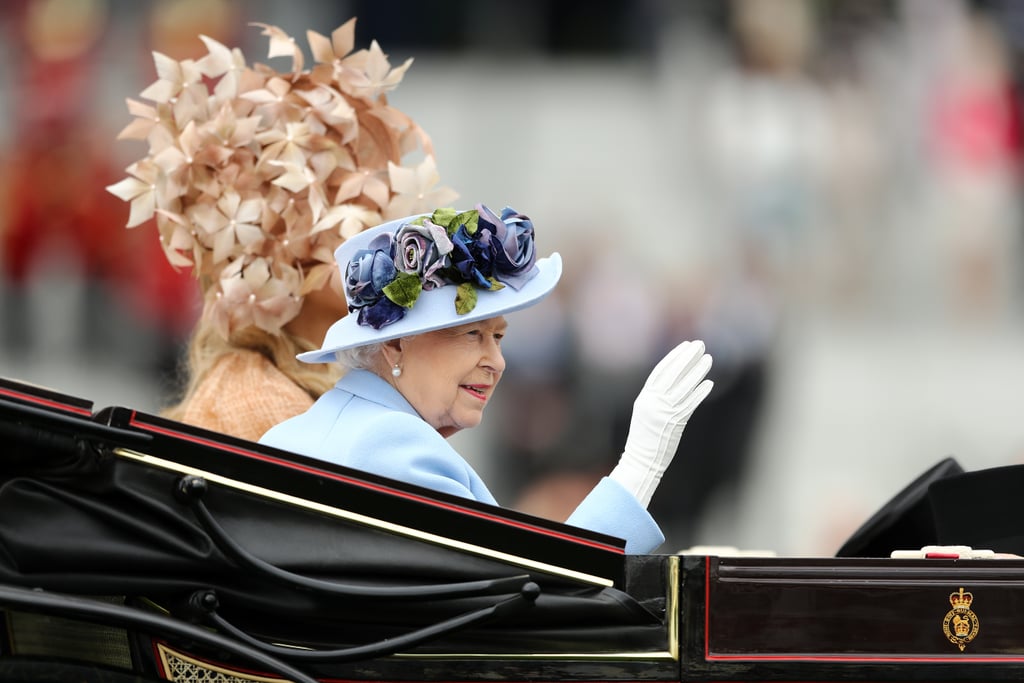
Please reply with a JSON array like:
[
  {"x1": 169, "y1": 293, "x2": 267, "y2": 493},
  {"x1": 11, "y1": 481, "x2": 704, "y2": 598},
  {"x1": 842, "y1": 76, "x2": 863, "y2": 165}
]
[{"x1": 2, "y1": 377, "x2": 1024, "y2": 683}]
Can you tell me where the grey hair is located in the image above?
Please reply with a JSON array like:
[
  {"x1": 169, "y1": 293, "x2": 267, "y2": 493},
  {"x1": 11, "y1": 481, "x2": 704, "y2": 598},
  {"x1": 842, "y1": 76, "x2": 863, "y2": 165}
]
[{"x1": 333, "y1": 342, "x2": 386, "y2": 371}]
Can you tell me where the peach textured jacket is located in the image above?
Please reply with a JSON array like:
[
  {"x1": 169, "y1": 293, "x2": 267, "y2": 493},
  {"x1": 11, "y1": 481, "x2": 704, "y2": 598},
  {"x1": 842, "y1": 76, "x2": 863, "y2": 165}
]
[{"x1": 177, "y1": 350, "x2": 314, "y2": 443}]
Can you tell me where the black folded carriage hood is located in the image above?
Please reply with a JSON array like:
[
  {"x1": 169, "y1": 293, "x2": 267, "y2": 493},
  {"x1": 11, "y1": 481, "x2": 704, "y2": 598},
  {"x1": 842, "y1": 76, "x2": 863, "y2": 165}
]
[{"x1": 0, "y1": 377, "x2": 672, "y2": 674}]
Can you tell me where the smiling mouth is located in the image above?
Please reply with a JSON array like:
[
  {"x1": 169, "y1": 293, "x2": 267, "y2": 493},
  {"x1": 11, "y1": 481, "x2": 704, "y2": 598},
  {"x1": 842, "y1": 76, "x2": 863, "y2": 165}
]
[{"x1": 461, "y1": 385, "x2": 489, "y2": 400}]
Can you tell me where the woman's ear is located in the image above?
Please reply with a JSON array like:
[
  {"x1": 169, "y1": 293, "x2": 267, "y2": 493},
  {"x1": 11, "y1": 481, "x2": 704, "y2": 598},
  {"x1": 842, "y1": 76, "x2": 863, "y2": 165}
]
[{"x1": 380, "y1": 338, "x2": 403, "y2": 366}]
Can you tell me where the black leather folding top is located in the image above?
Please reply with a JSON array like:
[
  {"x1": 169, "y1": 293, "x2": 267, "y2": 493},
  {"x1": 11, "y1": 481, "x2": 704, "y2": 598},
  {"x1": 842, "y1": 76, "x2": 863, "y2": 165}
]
[{"x1": 0, "y1": 376, "x2": 669, "y2": 659}]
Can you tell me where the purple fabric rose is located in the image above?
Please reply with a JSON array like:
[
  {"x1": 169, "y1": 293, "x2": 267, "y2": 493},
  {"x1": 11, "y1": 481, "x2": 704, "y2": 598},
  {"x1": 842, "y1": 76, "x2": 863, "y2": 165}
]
[
  {"x1": 450, "y1": 221, "x2": 495, "y2": 289},
  {"x1": 395, "y1": 220, "x2": 453, "y2": 290},
  {"x1": 479, "y1": 204, "x2": 537, "y2": 290},
  {"x1": 358, "y1": 296, "x2": 406, "y2": 329}
]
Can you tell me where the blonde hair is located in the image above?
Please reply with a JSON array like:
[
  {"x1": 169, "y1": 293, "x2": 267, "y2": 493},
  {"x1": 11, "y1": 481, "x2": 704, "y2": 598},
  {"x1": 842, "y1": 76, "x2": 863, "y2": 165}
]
[{"x1": 163, "y1": 293, "x2": 343, "y2": 421}]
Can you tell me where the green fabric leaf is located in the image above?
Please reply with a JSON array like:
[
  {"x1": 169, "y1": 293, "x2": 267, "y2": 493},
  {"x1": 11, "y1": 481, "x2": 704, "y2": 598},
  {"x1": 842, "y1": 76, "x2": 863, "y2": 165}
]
[
  {"x1": 453, "y1": 210, "x2": 478, "y2": 235},
  {"x1": 383, "y1": 271, "x2": 422, "y2": 308},
  {"x1": 455, "y1": 282, "x2": 478, "y2": 314},
  {"x1": 486, "y1": 277, "x2": 505, "y2": 292},
  {"x1": 431, "y1": 207, "x2": 457, "y2": 230}
]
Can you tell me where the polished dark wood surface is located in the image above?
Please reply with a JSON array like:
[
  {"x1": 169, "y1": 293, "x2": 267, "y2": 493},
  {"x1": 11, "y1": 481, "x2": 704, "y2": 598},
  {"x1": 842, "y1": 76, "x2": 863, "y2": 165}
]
[{"x1": 679, "y1": 554, "x2": 1024, "y2": 681}]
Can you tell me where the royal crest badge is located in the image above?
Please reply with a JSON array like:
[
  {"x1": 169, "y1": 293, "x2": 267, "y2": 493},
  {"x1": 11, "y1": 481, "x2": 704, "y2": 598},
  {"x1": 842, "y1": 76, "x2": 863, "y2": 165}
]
[{"x1": 942, "y1": 587, "x2": 979, "y2": 651}]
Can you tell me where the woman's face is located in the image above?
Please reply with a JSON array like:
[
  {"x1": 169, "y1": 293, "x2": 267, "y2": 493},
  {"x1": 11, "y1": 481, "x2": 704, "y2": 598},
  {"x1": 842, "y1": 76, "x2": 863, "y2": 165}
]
[{"x1": 391, "y1": 316, "x2": 508, "y2": 438}]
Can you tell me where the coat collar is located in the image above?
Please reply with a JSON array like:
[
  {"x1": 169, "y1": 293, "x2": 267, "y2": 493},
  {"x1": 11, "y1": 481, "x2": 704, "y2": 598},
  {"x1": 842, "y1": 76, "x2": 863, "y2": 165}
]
[{"x1": 335, "y1": 369, "x2": 421, "y2": 418}]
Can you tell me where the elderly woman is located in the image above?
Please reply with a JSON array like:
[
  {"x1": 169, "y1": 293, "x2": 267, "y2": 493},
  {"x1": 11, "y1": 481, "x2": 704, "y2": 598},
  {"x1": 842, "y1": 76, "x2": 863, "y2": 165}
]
[{"x1": 259, "y1": 204, "x2": 713, "y2": 553}]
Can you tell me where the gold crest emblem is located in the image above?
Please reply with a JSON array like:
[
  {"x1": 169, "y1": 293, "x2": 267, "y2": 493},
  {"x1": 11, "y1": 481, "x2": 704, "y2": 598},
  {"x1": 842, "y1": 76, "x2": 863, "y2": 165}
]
[{"x1": 942, "y1": 587, "x2": 980, "y2": 651}]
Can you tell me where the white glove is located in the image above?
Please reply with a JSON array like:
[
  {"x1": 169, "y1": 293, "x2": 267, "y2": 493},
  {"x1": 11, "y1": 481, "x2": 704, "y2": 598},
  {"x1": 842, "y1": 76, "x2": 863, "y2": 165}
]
[{"x1": 609, "y1": 340, "x2": 713, "y2": 507}]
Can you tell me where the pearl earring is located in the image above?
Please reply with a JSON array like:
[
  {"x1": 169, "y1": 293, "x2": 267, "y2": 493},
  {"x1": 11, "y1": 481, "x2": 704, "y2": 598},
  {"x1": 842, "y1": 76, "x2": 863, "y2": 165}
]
[{"x1": 391, "y1": 364, "x2": 402, "y2": 378}]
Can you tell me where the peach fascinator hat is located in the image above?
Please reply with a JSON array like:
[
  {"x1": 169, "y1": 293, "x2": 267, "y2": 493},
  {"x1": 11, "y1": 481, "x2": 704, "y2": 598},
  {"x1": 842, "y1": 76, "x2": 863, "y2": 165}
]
[{"x1": 107, "y1": 18, "x2": 457, "y2": 340}]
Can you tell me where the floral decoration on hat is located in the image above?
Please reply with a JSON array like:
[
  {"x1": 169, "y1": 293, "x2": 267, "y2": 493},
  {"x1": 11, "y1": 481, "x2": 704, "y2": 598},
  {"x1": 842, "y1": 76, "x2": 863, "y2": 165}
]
[
  {"x1": 106, "y1": 18, "x2": 457, "y2": 339},
  {"x1": 345, "y1": 204, "x2": 538, "y2": 329}
]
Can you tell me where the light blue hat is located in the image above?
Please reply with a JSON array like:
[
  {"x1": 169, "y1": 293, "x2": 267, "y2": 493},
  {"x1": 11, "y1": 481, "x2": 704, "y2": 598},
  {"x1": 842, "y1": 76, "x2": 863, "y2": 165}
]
[{"x1": 298, "y1": 204, "x2": 562, "y2": 363}]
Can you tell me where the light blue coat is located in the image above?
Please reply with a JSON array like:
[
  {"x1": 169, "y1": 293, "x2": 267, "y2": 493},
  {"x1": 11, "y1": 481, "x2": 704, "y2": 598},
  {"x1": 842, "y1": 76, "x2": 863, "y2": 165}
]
[{"x1": 259, "y1": 369, "x2": 664, "y2": 553}]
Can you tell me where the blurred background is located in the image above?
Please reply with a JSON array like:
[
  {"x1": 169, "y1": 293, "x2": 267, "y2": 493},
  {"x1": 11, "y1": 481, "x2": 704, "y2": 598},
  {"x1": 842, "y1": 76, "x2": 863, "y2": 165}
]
[{"x1": 2, "y1": 0, "x2": 1024, "y2": 556}]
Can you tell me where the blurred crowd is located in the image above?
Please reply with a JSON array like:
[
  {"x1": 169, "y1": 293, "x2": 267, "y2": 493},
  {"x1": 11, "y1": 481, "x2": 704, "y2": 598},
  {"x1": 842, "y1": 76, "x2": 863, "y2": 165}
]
[{"x1": 2, "y1": 0, "x2": 1024, "y2": 555}]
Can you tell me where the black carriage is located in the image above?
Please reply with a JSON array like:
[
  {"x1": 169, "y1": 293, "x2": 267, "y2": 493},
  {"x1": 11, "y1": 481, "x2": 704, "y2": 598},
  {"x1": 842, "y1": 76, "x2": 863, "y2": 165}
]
[{"x1": 1, "y1": 376, "x2": 1023, "y2": 683}]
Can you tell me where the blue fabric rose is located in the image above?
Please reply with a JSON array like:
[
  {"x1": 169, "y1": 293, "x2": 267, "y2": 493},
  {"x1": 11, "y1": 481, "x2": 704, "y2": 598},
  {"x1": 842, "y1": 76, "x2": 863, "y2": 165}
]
[
  {"x1": 480, "y1": 204, "x2": 537, "y2": 290},
  {"x1": 345, "y1": 234, "x2": 407, "y2": 329}
]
